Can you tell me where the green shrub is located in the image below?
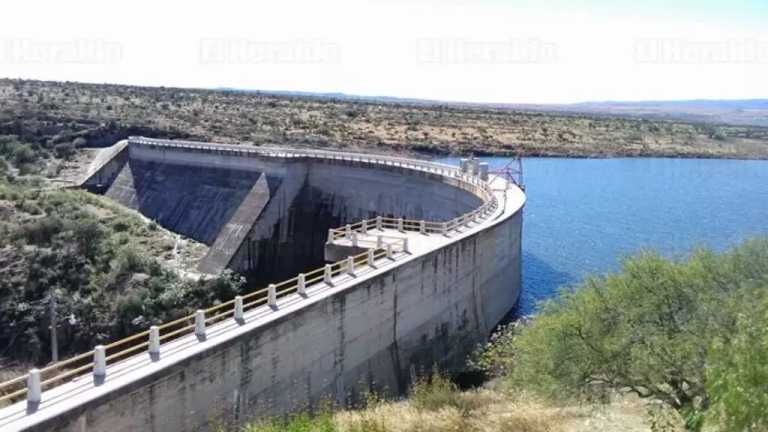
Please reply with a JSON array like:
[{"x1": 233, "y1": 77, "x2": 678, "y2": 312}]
[
  {"x1": 242, "y1": 412, "x2": 336, "y2": 432},
  {"x1": 10, "y1": 143, "x2": 37, "y2": 165},
  {"x1": 15, "y1": 199, "x2": 42, "y2": 215},
  {"x1": 17, "y1": 215, "x2": 65, "y2": 245},
  {"x1": 410, "y1": 369, "x2": 485, "y2": 416},
  {"x1": 54, "y1": 141, "x2": 76, "y2": 159},
  {"x1": 706, "y1": 287, "x2": 768, "y2": 431},
  {"x1": 479, "y1": 239, "x2": 768, "y2": 430},
  {"x1": 0, "y1": 180, "x2": 245, "y2": 362},
  {"x1": 113, "y1": 247, "x2": 150, "y2": 275}
]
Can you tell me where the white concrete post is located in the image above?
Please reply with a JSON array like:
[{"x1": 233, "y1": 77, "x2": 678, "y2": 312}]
[
  {"x1": 403, "y1": 237, "x2": 410, "y2": 254},
  {"x1": 442, "y1": 222, "x2": 449, "y2": 236},
  {"x1": 324, "y1": 264, "x2": 333, "y2": 285},
  {"x1": 397, "y1": 218, "x2": 404, "y2": 232},
  {"x1": 297, "y1": 273, "x2": 306, "y2": 296},
  {"x1": 351, "y1": 232, "x2": 358, "y2": 247},
  {"x1": 377, "y1": 235, "x2": 384, "y2": 249},
  {"x1": 386, "y1": 243, "x2": 393, "y2": 259},
  {"x1": 468, "y1": 159, "x2": 478, "y2": 176},
  {"x1": 361, "y1": 220, "x2": 368, "y2": 234},
  {"x1": 94, "y1": 345, "x2": 106, "y2": 379},
  {"x1": 327, "y1": 229, "x2": 334, "y2": 243},
  {"x1": 345, "y1": 224, "x2": 352, "y2": 239},
  {"x1": 464, "y1": 214, "x2": 472, "y2": 227},
  {"x1": 268, "y1": 284, "x2": 277, "y2": 307},
  {"x1": 376, "y1": 216, "x2": 383, "y2": 231},
  {"x1": 346, "y1": 256, "x2": 355, "y2": 276},
  {"x1": 195, "y1": 310, "x2": 206, "y2": 338},
  {"x1": 479, "y1": 162, "x2": 489, "y2": 180},
  {"x1": 367, "y1": 249, "x2": 375, "y2": 267},
  {"x1": 149, "y1": 326, "x2": 160, "y2": 357},
  {"x1": 420, "y1": 220, "x2": 426, "y2": 235},
  {"x1": 27, "y1": 369, "x2": 41, "y2": 403},
  {"x1": 234, "y1": 296, "x2": 244, "y2": 321}
]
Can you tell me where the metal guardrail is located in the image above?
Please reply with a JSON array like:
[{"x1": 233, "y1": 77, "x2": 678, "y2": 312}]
[{"x1": 0, "y1": 138, "x2": 500, "y2": 408}]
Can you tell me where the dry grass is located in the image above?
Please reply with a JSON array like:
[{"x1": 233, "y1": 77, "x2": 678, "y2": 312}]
[
  {"x1": 336, "y1": 391, "x2": 563, "y2": 432},
  {"x1": 238, "y1": 373, "x2": 658, "y2": 432},
  {"x1": 332, "y1": 389, "x2": 656, "y2": 432}
]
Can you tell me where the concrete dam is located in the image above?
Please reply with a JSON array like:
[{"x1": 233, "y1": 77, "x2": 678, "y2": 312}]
[{"x1": 0, "y1": 137, "x2": 526, "y2": 432}]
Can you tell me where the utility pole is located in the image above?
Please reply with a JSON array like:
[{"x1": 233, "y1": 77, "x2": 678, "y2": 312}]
[{"x1": 49, "y1": 291, "x2": 58, "y2": 363}]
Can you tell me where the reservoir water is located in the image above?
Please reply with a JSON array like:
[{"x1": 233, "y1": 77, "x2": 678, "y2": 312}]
[{"x1": 440, "y1": 157, "x2": 768, "y2": 315}]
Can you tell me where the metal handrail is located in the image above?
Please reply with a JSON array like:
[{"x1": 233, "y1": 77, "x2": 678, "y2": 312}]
[{"x1": 0, "y1": 139, "x2": 502, "y2": 408}]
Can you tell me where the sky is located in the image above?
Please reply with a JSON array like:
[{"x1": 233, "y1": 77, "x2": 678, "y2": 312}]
[{"x1": 1, "y1": 0, "x2": 767, "y2": 104}]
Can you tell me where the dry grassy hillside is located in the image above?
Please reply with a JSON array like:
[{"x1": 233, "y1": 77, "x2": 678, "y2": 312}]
[{"x1": 2, "y1": 79, "x2": 768, "y2": 162}]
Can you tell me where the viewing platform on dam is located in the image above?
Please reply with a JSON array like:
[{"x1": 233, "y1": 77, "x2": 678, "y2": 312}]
[{"x1": 0, "y1": 138, "x2": 525, "y2": 432}]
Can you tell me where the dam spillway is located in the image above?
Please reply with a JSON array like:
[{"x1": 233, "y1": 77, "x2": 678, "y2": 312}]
[{"x1": 0, "y1": 137, "x2": 526, "y2": 432}]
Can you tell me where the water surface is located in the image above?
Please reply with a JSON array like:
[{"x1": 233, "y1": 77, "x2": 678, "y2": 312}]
[{"x1": 441, "y1": 157, "x2": 768, "y2": 315}]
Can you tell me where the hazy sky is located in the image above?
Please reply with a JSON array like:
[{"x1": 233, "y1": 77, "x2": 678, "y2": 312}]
[{"x1": 1, "y1": 0, "x2": 767, "y2": 103}]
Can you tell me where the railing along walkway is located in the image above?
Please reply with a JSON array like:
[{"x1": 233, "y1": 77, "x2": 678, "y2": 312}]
[{"x1": 0, "y1": 138, "x2": 498, "y2": 414}]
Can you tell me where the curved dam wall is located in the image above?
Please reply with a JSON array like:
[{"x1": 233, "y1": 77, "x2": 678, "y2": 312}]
[
  {"x1": 85, "y1": 142, "x2": 482, "y2": 284},
  {"x1": 18, "y1": 207, "x2": 523, "y2": 432},
  {"x1": 1, "y1": 139, "x2": 525, "y2": 432}
]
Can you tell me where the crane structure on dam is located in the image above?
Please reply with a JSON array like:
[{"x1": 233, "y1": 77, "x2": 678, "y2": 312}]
[{"x1": 491, "y1": 156, "x2": 524, "y2": 191}]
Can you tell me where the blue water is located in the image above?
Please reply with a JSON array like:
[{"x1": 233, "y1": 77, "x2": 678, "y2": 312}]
[{"x1": 440, "y1": 157, "x2": 768, "y2": 315}]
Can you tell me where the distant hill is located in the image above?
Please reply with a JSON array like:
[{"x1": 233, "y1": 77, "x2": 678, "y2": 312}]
[
  {"x1": 218, "y1": 88, "x2": 768, "y2": 127},
  {"x1": 4, "y1": 78, "x2": 768, "y2": 161},
  {"x1": 532, "y1": 99, "x2": 768, "y2": 127},
  {"x1": 216, "y1": 87, "x2": 450, "y2": 106}
]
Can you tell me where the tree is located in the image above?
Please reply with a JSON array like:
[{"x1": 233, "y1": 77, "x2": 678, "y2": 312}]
[
  {"x1": 54, "y1": 141, "x2": 76, "y2": 159},
  {"x1": 480, "y1": 239, "x2": 768, "y2": 430},
  {"x1": 706, "y1": 288, "x2": 768, "y2": 431}
]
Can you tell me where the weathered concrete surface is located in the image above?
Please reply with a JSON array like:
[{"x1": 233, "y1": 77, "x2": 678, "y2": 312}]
[
  {"x1": 0, "y1": 164, "x2": 523, "y2": 431},
  {"x1": 198, "y1": 174, "x2": 271, "y2": 274},
  {"x1": 231, "y1": 161, "x2": 482, "y2": 285},
  {"x1": 104, "y1": 157, "x2": 264, "y2": 245},
  {"x1": 79, "y1": 139, "x2": 130, "y2": 187},
  {"x1": 85, "y1": 143, "x2": 483, "y2": 284},
  {"x1": 0, "y1": 139, "x2": 525, "y2": 432}
]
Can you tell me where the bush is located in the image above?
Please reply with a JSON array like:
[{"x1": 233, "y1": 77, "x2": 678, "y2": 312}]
[
  {"x1": 479, "y1": 239, "x2": 768, "y2": 430},
  {"x1": 241, "y1": 412, "x2": 335, "y2": 432},
  {"x1": 17, "y1": 215, "x2": 65, "y2": 245},
  {"x1": 410, "y1": 369, "x2": 485, "y2": 416},
  {"x1": 54, "y1": 141, "x2": 76, "y2": 159},
  {"x1": 11, "y1": 143, "x2": 37, "y2": 165},
  {"x1": 0, "y1": 181, "x2": 240, "y2": 362},
  {"x1": 705, "y1": 288, "x2": 768, "y2": 431},
  {"x1": 113, "y1": 247, "x2": 150, "y2": 276}
]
